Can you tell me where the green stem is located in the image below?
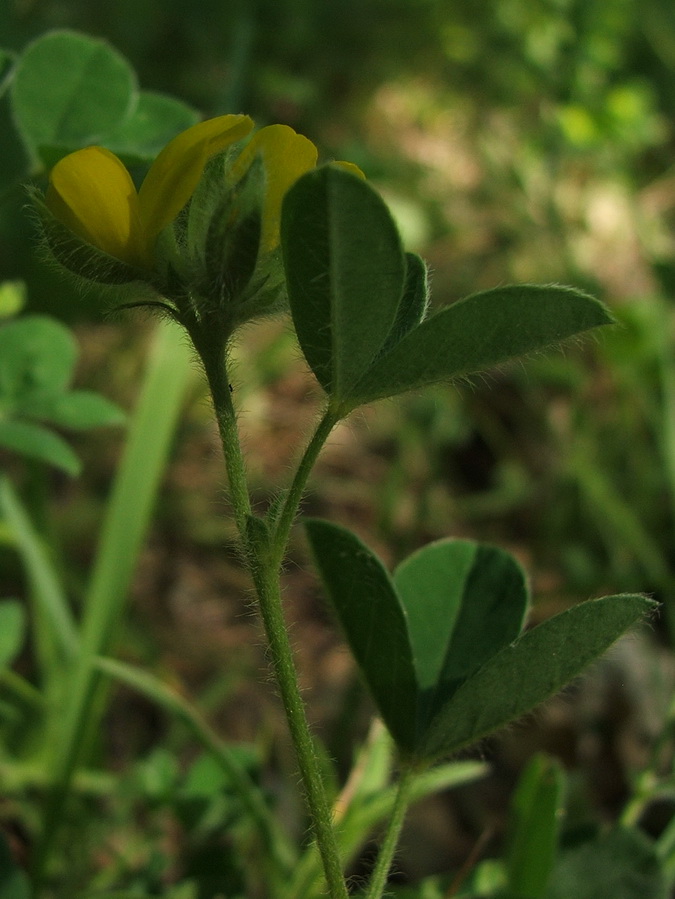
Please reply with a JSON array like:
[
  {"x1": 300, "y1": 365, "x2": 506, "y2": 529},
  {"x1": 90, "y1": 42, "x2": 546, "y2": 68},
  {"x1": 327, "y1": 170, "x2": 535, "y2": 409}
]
[
  {"x1": 200, "y1": 346, "x2": 253, "y2": 537},
  {"x1": 364, "y1": 765, "x2": 416, "y2": 899},
  {"x1": 253, "y1": 562, "x2": 349, "y2": 899},
  {"x1": 204, "y1": 360, "x2": 347, "y2": 898},
  {"x1": 270, "y1": 407, "x2": 339, "y2": 566}
]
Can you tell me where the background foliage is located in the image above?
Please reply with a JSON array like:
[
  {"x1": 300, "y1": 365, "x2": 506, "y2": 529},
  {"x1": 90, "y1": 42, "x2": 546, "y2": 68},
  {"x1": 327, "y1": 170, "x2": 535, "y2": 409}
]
[{"x1": 3, "y1": 0, "x2": 675, "y2": 895}]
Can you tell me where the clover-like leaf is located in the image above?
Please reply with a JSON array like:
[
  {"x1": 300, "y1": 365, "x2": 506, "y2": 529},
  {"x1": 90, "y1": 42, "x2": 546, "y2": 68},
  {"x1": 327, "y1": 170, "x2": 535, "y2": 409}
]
[
  {"x1": 282, "y1": 166, "x2": 613, "y2": 413},
  {"x1": 420, "y1": 593, "x2": 655, "y2": 760},
  {"x1": 0, "y1": 316, "x2": 76, "y2": 403},
  {"x1": 304, "y1": 519, "x2": 418, "y2": 753},
  {"x1": 104, "y1": 90, "x2": 200, "y2": 162},
  {"x1": 282, "y1": 165, "x2": 406, "y2": 399},
  {"x1": 350, "y1": 284, "x2": 613, "y2": 406},
  {"x1": 0, "y1": 419, "x2": 81, "y2": 475},
  {"x1": 394, "y1": 539, "x2": 529, "y2": 732},
  {"x1": 12, "y1": 30, "x2": 137, "y2": 164},
  {"x1": 0, "y1": 315, "x2": 124, "y2": 474},
  {"x1": 306, "y1": 519, "x2": 654, "y2": 762}
]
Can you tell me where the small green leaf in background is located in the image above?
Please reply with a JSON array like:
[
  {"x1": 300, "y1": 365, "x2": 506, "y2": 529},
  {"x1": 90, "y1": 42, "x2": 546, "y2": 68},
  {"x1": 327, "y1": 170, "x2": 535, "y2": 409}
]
[
  {"x1": 282, "y1": 165, "x2": 406, "y2": 399},
  {"x1": 0, "y1": 600, "x2": 26, "y2": 669},
  {"x1": 18, "y1": 390, "x2": 126, "y2": 430},
  {"x1": 547, "y1": 827, "x2": 668, "y2": 899},
  {"x1": 11, "y1": 30, "x2": 137, "y2": 164},
  {"x1": 0, "y1": 419, "x2": 81, "y2": 475},
  {"x1": 105, "y1": 90, "x2": 200, "y2": 161},
  {"x1": 0, "y1": 316, "x2": 76, "y2": 402},
  {"x1": 506, "y1": 754, "x2": 564, "y2": 898},
  {"x1": 0, "y1": 315, "x2": 124, "y2": 474}
]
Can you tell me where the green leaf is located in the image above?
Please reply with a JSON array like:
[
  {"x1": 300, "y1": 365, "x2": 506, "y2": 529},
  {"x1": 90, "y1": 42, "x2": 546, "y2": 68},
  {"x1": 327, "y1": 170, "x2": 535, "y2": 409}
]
[
  {"x1": 350, "y1": 285, "x2": 614, "y2": 406},
  {"x1": 105, "y1": 89, "x2": 199, "y2": 160},
  {"x1": 547, "y1": 827, "x2": 668, "y2": 899},
  {"x1": 306, "y1": 521, "x2": 652, "y2": 762},
  {"x1": 394, "y1": 539, "x2": 529, "y2": 731},
  {"x1": 421, "y1": 594, "x2": 655, "y2": 760},
  {"x1": 0, "y1": 315, "x2": 123, "y2": 468},
  {"x1": 0, "y1": 316, "x2": 76, "y2": 404},
  {"x1": 19, "y1": 390, "x2": 126, "y2": 430},
  {"x1": 0, "y1": 600, "x2": 26, "y2": 669},
  {"x1": 0, "y1": 419, "x2": 80, "y2": 474},
  {"x1": 282, "y1": 166, "x2": 406, "y2": 399},
  {"x1": 379, "y1": 252, "x2": 429, "y2": 355},
  {"x1": 304, "y1": 519, "x2": 419, "y2": 753},
  {"x1": 11, "y1": 30, "x2": 136, "y2": 163},
  {"x1": 282, "y1": 163, "x2": 611, "y2": 411},
  {"x1": 506, "y1": 754, "x2": 564, "y2": 898}
]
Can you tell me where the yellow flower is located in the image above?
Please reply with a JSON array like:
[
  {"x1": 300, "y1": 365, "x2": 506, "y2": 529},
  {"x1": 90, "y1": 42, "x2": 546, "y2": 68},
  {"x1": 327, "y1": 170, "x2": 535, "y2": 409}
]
[
  {"x1": 43, "y1": 112, "x2": 365, "y2": 337},
  {"x1": 46, "y1": 114, "x2": 254, "y2": 269},
  {"x1": 228, "y1": 124, "x2": 318, "y2": 252},
  {"x1": 45, "y1": 116, "x2": 334, "y2": 275}
]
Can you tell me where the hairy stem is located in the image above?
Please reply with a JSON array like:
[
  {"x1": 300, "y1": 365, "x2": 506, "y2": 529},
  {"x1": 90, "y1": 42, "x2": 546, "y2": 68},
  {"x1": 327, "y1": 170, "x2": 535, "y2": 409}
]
[
  {"x1": 204, "y1": 352, "x2": 347, "y2": 899},
  {"x1": 270, "y1": 406, "x2": 339, "y2": 566},
  {"x1": 364, "y1": 765, "x2": 416, "y2": 899},
  {"x1": 252, "y1": 559, "x2": 349, "y2": 899},
  {"x1": 200, "y1": 343, "x2": 253, "y2": 537}
]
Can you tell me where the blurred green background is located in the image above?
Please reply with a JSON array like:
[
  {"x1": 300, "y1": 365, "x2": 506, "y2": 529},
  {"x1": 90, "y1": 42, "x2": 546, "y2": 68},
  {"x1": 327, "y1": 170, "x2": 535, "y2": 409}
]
[{"x1": 4, "y1": 2, "x2": 675, "y2": 887}]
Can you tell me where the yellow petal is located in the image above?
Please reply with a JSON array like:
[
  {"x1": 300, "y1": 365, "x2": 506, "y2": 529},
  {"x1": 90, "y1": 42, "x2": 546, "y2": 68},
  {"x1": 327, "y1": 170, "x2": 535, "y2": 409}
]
[
  {"x1": 46, "y1": 147, "x2": 145, "y2": 267},
  {"x1": 231, "y1": 124, "x2": 318, "y2": 251},
  {"x1": 138, "y1": 114, "x2": 254, "y2": 245}
]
